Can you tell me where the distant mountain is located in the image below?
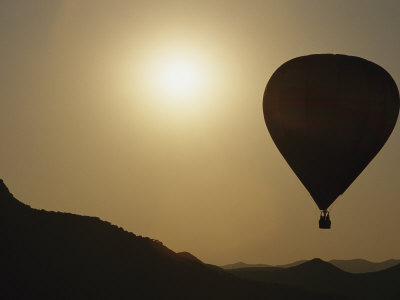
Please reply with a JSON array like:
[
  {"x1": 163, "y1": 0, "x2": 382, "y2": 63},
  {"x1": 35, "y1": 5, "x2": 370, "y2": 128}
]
[
  {"x1": 230, "y1": 259, "x2": 348, "y2": 294},
  {"x1": 329, "y1": 259, "x2": 400, "y2": 273},
  {"x1": 222, "y1": 262, "x2": 272, "y2": 269},
  {"x1": 0, "y1": 179, "x2": 324, "y2": 300},
  {"x1": 221, "y1": 259, "x2": 309, "y2": 270},
  {"x1": 229, "y1": 258, "x2": 400, "y2": 299},
  {"x1": 276, "y1": 260, "x2": 307, "y2": 268},
  {"x1": 223, "y1": 258, "x2": 399, "y2": 273}
]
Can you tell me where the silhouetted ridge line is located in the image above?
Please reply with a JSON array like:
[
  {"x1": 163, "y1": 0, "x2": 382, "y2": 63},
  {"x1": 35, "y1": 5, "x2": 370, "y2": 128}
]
[
  {"x1": 0, "y1": 179, "x2": 324, "y2": 300},
  {"x1": 0, "y1": 179, "x2": 10, "y2": 194},
  {"x1": 222, "y1": 262, "x2": 272, "y2": 270},
  {"x1": 222, "y1": 258, "x2": 400, "y2": 273},
  {"x1": 0, "y1": 179, "x2": 30, "y2": 210},
  {"x1": 229, "y1": 258, "x2": 400, "y2": 299},
  {"x1": 176, "y1": 252, "x2": 203, "y2": 264},
  {"x1": 329, "y1": 258, "x2": 400, "y2": 273},
  {"x1": 275, "y1": 260, "x2": 308, "y2": 268},
  {"x1": 221, "y1": 260, "x2": 307, "y2": 270},
  {"x1": 293, "y1": 258, "x2": 346, "y2": 273}
]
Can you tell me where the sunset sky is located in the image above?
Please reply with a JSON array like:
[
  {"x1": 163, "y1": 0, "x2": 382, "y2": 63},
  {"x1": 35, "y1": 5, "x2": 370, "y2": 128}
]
[{"x1": 1, "y1": 0, "x2": 400, "y2": 265}]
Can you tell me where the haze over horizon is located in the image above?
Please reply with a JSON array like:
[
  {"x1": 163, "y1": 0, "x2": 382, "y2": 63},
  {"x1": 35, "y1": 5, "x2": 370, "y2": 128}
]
[{"x1": 1, "y1": 0, "x2": 400, "y2": 266}]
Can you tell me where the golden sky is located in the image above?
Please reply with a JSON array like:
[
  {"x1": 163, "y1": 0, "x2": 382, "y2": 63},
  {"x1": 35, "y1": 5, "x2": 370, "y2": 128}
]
[{"x1": 1, "y1": 0, "x2": 400, "y2": 265}]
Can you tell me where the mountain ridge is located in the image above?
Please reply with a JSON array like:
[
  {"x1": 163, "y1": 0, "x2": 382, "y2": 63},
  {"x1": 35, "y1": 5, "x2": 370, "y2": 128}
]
[
  {"x1": 222, "y1": 258, "x2": 400, "y2": 273},
  {"x1": 229, "y1": 258, "x2": 400, "y2": 299},
  {"x1": 0, "y1": 179, "x2": 325, "y2": 300}
]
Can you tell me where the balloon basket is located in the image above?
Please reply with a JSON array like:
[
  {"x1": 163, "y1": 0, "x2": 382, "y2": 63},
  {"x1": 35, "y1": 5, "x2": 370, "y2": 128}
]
[{"x1": 319, "y1": 210, "x2": 331, "y2": 229}]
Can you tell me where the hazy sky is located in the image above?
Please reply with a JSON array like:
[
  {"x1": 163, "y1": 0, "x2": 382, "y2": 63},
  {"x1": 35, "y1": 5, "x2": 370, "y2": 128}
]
[{"x1": 1, "y1": 0, "x2": 400, "y2": 265}]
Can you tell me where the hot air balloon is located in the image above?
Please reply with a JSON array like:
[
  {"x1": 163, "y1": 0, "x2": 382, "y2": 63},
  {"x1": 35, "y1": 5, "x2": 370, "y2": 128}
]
[{"x1": 263, "y1": 54, "x2": 399, "y2": 229}]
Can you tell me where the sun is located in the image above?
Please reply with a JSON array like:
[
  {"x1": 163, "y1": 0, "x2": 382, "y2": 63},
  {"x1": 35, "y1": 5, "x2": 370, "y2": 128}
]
[
  {"x1": 157, "y1": 55, "x2": 205, "y2": 102},
  {"x1": 159, "y1": 58, "x2": 202, "y2": 96},
  {"x1": 129, "y1": 47, "x2": 220, "y2": 116}
]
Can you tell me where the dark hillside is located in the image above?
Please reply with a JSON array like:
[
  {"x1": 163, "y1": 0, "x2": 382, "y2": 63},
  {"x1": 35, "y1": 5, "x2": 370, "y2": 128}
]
[
  {"x1": 231, "y1": 259, "x2": 351, "y2": 295},
  {"x1": 0, "y1": 180, "x2": 325, "y2": 300},
  {"x1": 230, "y1": 258, "x2": 400, "y2": 299},
  {"x1": 222, "y1": 262, "x2": 272, "y2": 269},
  {"x1": 221, "y1": 260, "x2": 307, "y2": 270},
  {"x1": 329, "y1": 258, "x2": 400, "y2": 273}
]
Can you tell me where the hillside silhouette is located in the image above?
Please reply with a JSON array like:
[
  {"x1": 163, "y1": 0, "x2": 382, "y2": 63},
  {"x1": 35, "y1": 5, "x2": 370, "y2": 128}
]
[
  {"x1": 229, "y1": 258, "x2": 400, "y2": 299},
  {"x1": 0, "y1": 179, "x2": 328, "y2": 300},
  {"x1": 223, "y1": 258, "x2": 399, "y2": 273},
  {"x1": 329, "y1": 258, "x2": 400, "y2": 273},
  {"x1": 222, "y1": 260, "x2": 306, "y2": 270}
]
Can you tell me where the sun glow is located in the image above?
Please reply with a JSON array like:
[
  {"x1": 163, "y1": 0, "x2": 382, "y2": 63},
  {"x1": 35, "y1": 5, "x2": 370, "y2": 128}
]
[
  {"x1": 138, "y1": 50, "x2": 215, "y2": 113},
  {"x1": 127, "y1": 45, "x2": 224, "y2": 117},
  {"x1": 158, "y1": 58, "x2": 204, "y2": 97}
]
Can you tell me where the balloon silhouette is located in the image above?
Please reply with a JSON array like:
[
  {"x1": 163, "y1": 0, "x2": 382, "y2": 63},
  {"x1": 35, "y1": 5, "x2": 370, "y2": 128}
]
[{"x1": 263, "y1": 54, "x2": 399, "y2": 228}]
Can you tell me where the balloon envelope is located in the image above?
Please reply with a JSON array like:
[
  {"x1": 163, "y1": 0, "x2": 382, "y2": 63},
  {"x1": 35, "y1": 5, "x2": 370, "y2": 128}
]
[{"x1": 263, "y1": 54, "x2": 399, "y2": 210}]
